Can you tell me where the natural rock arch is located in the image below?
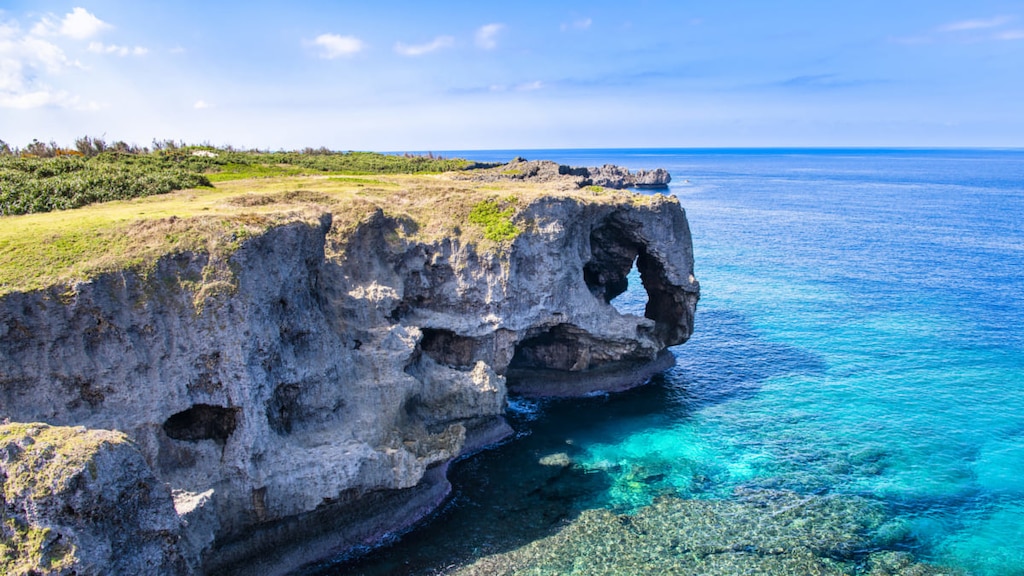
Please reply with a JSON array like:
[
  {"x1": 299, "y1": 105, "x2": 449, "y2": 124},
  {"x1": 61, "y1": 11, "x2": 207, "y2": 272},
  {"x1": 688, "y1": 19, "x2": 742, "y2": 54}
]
[{"x1": 583, "y1": 216, "x2": 689, "y2": 345}]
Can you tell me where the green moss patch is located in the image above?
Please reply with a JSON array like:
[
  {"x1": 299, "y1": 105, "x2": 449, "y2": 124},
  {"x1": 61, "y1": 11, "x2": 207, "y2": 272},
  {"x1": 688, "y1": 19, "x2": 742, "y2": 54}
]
[
  {"x1": 468, "y1": 199, "x2": 520, "y2": 242},
  {"x1": 0, "y1": 423, "x2": 130, "y2": 500}
]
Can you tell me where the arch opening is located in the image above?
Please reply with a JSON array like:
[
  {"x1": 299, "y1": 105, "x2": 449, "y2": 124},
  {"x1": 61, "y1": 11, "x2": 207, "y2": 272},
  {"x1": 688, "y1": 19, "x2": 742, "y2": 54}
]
[{"x1": 583, "y1": 218, "x2": 689, "y2": 345}]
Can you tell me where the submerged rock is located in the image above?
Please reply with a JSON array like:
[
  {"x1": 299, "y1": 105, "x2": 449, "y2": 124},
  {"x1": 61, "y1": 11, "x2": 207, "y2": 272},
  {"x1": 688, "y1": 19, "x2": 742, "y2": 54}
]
[{"x1": 452, "y1": 489, "x2": 959, "y2": 576}]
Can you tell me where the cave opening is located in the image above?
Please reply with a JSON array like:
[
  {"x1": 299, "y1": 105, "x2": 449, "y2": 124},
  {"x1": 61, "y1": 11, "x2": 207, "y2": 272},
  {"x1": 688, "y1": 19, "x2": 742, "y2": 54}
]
[
  {"x1": 419, "y1": 328, "x2": 477, "y2": 370},
  {"x1": 508, "y1": 324, "x2": 587, "y2": 372},
  {"x1": 583, "y1": 222, "x2": 654, "y2": 319},
  {"x1": 583, "y1": 218, "x2": 688, "y2": 345},
  {"x1": 163, "y1": 404, "x2": 239, "y2": 443}
]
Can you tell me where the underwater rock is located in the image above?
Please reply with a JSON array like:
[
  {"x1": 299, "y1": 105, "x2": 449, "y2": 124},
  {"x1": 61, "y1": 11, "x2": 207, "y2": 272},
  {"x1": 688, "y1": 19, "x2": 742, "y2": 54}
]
[{"x1": 451, "y1": 489, "x2": 958, "y2": 576}]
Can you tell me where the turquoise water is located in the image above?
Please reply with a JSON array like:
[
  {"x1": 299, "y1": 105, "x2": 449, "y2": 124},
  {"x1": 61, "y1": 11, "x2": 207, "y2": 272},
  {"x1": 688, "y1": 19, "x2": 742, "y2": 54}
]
[{"x1": 320, "y1": 149, "x2": 1024, "y2": 575}]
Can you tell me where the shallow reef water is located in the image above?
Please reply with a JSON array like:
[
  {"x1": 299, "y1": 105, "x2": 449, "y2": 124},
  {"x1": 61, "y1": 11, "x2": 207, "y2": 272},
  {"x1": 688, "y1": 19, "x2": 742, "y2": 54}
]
[{"x1": 311, "y1": 149, "x2": 1024, "y2": 576}]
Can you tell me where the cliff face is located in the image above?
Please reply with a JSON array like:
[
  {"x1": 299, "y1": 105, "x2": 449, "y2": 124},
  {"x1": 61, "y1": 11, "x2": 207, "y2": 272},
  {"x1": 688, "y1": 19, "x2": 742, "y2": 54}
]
[{"x1": 0, "y1": 192, "x2": 698, "y2": 574}]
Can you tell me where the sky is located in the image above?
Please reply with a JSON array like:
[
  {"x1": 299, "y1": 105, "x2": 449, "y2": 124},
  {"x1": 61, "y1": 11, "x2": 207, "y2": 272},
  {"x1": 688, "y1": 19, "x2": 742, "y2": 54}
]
[{"x1": 1, "y1": 1, "x2": 1023, "y2": 150}]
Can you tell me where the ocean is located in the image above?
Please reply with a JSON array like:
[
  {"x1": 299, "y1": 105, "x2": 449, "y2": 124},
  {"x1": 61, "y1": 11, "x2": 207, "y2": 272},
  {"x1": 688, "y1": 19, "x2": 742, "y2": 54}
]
[{"x1": 313, "y1": 149, "x2": 1024, "y2": 575}]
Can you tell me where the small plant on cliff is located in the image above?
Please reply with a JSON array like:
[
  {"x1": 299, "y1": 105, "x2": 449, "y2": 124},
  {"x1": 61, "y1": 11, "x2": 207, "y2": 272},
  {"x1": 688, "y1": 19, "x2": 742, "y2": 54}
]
[{"x1": 468, "y1": 199, "x2": 520, "y2": 242}]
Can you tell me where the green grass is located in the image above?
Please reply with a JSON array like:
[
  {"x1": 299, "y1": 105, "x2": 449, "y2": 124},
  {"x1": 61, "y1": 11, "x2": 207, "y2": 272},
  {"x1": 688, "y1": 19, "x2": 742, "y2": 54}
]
[
  {"x1": 204, "y1": 163, "x2": 311, "y2": 182},
  {"x1": 468, "y1": 198, "x2": 520, "y2": 242},
  {"x1": 0, "y1": 183, "x2": 328, "y2": 295}
]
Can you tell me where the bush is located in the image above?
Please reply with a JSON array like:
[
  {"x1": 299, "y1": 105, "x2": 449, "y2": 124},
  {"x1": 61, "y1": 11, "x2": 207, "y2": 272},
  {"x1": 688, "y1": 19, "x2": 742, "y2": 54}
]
[{"x1": 0, "y1": 157, "x2": 211, "y2": 216}]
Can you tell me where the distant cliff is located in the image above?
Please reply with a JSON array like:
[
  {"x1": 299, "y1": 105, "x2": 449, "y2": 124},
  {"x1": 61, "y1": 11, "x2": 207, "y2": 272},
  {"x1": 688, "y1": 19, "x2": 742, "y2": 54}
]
[{"x1": 0, "y1": 168, "x2": 698, "y2": 574}]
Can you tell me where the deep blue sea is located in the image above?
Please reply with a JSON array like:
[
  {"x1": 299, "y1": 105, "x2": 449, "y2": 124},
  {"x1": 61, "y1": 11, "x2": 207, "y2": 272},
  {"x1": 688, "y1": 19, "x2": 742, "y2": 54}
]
[{"x1": 321, "y1": 149, "x2": 1024, "y2": 575}]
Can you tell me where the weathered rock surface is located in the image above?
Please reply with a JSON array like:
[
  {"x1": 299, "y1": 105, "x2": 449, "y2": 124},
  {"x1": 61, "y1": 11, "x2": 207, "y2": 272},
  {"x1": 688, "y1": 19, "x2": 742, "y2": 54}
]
[
  {"x1": 0, "y1": 423, "x2": 189, "y2": 575},
  {"x1": 0, "y1": 188, "x2": 698, "y2": 573},
  {"x1": 467, "y1": 158, "x2": 672, "y2": 189}
]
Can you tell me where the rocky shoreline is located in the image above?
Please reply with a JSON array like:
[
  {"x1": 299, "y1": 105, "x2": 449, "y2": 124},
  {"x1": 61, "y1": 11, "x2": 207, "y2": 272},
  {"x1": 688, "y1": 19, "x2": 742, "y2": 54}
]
[{"x1": 462, "y1": 157, "x2": 672, "y2": 189}]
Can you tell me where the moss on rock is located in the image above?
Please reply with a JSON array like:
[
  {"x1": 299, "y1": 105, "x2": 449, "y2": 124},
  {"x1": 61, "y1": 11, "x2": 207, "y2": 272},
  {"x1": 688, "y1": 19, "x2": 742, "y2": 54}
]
[{"x1": 0, "y1": 423, "x2": 188, "y2": 575}]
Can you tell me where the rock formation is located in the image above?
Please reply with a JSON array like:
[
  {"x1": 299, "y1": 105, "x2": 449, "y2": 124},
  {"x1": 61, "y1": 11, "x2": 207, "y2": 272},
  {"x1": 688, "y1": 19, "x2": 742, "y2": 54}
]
[
  {"x1": 0, "y1": 423, "x2": 190, "y2": 575},
  {"x1": 0, "y1": 181, "x2": 698, "y2": 574},
  {"x1": 466, "y1": 158, "x2": 672, "y2": 189}
]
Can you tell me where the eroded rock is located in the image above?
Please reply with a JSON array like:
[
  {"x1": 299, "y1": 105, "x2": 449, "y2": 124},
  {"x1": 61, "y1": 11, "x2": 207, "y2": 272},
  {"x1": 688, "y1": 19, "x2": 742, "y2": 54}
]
[
  {"x1": 468, "y1": 158, "x2": 672, "y2": 189},
  {"x1": 0, "y1": 423, "x2": 189, "y2": 575},
  {"x1": 0, "y1": 188, "x2": 698, "y2": 573}
]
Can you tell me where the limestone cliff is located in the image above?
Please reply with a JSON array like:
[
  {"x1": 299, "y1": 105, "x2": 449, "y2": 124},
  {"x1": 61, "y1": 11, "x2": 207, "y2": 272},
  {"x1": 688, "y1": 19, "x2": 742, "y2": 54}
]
[{"x1": 0, "y1": 177, "x2": 698, "y2": 574}]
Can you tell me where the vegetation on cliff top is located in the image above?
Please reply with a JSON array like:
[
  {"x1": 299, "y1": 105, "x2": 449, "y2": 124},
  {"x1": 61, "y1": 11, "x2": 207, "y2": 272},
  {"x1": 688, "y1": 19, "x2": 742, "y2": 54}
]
[
  {"x1": 1, "y1": 137, "x2": 478, "y2": 217},
  {"x1": 0, "y1": 139, "x2": 668, "y2": 297},
  {"x1": 468, "y1": 198, "x2": 521, "y2": 242}
]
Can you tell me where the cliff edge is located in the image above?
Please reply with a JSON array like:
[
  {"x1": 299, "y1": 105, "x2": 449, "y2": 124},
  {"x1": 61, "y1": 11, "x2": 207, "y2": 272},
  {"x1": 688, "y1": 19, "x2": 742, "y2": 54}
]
[{"x1": 0, "y1": 169, "x2": 698, "y2": 574}]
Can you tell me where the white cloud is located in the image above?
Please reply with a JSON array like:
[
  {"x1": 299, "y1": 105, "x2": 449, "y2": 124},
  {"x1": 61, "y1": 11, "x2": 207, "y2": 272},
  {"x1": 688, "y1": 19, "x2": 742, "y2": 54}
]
[
  {"x1": 475, "y1": 23, "x2": 504, "y2": 50},
  {"x1": 0, "y1": 90, "x2": 51, "y2": 109},
  {"x1": 938, "y1": 16, "x2": 1013, "y2": 32},
  {"x1": 33, "y1": 7, "x2": 112, "y2": 39},
  {"x1": 995, "y1": 30, "x2": 1024, "y2": 40},
  {"x1": 313, "y1": 34, "x2": 365, "y2": 59},
  {"x1": 88, "y1": 42, "x2": 148, "y2": 56},
  {"x1": 19, "y1": 35, "x2": 75, "y2": 73},
  {"x1": 517, "y1": 80, "x2": 543, "y2": 91},
  {"x1": 61, "y1": 7, "x2": 112, "y2": 39},
  {"x1": 0, "y1": 17, "x2": 84, "y2": 109},
  {"x1": 560, "y1": 18, "x2": 592, "y2": 32},
  {"x1": 194, "y1": 100, "x2": 211, "y2": 109},
  {"x1": 0, "y1": 87, "x2": 92, "y2": 109},
  {"x1": 394, "y1": 35, "x2": 454, "y2": 56}
]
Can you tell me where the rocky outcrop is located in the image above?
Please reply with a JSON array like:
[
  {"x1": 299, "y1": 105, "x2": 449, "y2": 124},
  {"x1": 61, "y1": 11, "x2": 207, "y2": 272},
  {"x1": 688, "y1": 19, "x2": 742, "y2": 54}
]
[
  {"x1": 468, "y1": 158, "x2": 672, "y2": 189},
  {"x1": 0, "y1": 189, "x2": 698, "y2": 574},
  {"x1": 582, "y1": 165, "x2": 672, "y2": 189},
  {"x1": 0, "y1": 423, "x2": 189, "y2": 575}
]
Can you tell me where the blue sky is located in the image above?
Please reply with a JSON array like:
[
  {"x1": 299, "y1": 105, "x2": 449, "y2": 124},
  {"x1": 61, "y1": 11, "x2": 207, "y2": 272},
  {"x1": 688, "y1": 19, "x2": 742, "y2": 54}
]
[{"x1": 2, "y1": 1, "x2": 1023, "y2": 150}]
